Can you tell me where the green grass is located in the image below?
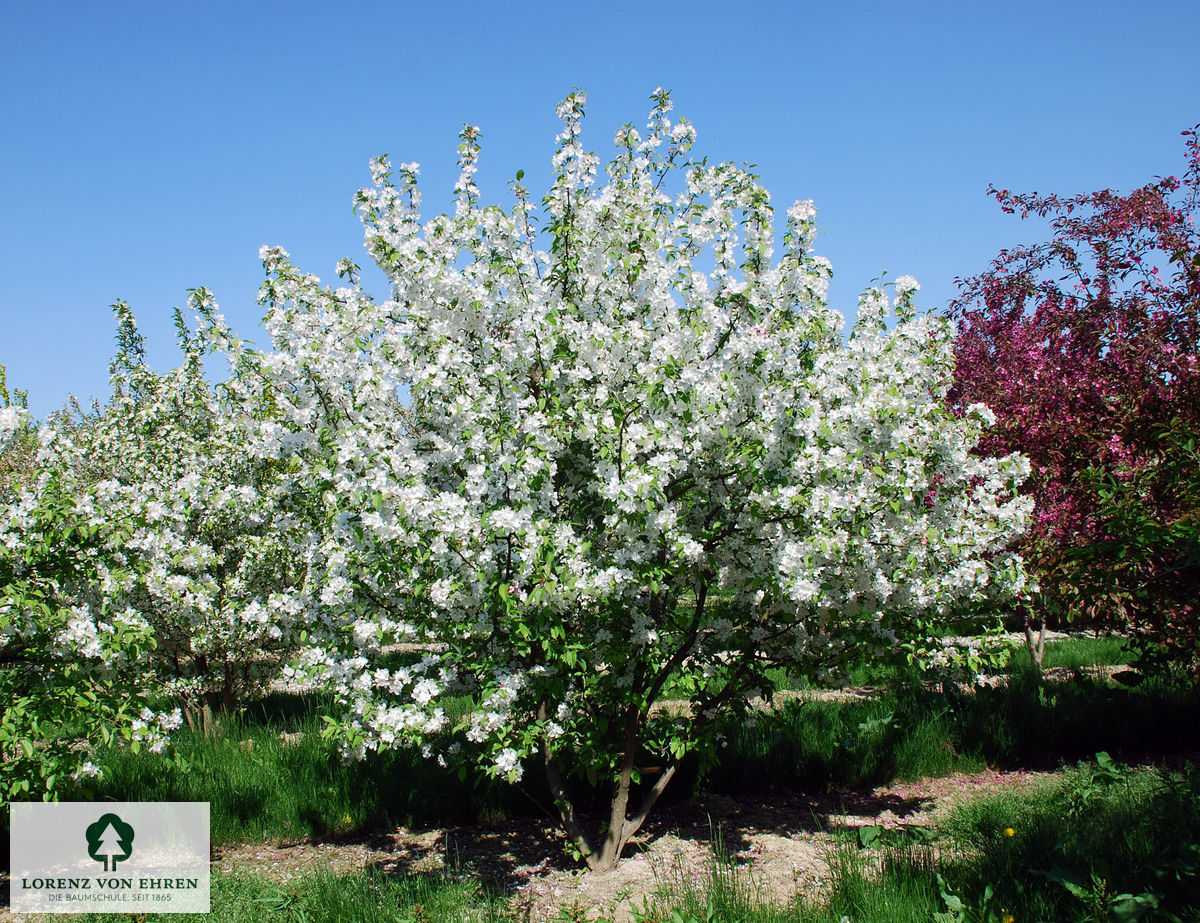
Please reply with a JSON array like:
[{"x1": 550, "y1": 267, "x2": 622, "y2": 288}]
[
  {"x1": 69, "y1": 694, "x2": 517, "y2": 846},
  {"x1": 38, "y1": 732, "x2": 1200, "y2": 922},
  {"x1": 815, "y1": 760, "x2": 1200, "y2": 923},
  {"x1": 937, "y1": 759, "x2": 1200, "y2": 921},
  {"x1": 702, "y1": 685, "x2": 983, "y2": 795},
  {"x1": 625, "y1": 759, "x2": 1200, "y2": 922},
  {"x1": 65, "y1": 867, "x2": 508, "y2": 923},
  {"x1": 52, "y1": 665, "x2": 1199, "y2": 849},
  {"x1": 704, "y1": 666, "x2": 1200, "y2": 798},
  {"x1": 55, "y1": 757, "x2": 1200, "y2": 922},
  {"x1": 1006, "y1": 634, "x2": 1134, "y2": 672},
  {"x1": 20, "y1": 660, "x2": 1198, "y2": 922}
]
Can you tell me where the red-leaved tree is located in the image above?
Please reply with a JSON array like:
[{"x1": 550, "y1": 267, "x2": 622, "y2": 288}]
[{"x1": 949, "y1": 125, "x2": 1200, "y2": 677}]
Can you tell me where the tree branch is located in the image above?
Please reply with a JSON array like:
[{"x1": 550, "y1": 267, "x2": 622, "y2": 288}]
[
  {"x1": 622, "y1": 761, "x2": 679, "y2": 843},
  {"x1": 538, "y1": 703, "x2": 597, "y2": 867}
]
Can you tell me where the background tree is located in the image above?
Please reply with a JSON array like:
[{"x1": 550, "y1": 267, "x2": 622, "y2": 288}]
[
  {"x1": 949, "y1": 125, "x2": 1200, "y2": 676},
  {"x1": 1, "y1": 299, "x2": 310, "y2": 803},
  {"x1": 79, "y1": 301, "x2": 310, "y2": 721},
  {"x1": 0, "y1": 366, "x2": 176, "y2": 802}
]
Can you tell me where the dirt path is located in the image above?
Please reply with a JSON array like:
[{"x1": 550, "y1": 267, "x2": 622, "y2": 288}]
[{"x1": 212, "y1": 766, "x2": 1056, "y2": 921}]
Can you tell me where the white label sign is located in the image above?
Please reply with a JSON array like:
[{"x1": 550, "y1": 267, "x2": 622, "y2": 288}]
[{"x1": 10, "y1": 802, "x2": 210, "y2": 913}]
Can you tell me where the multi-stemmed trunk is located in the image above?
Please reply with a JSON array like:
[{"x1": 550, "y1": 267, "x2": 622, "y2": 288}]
[
  {"x1": 538, "y1": 583, "x2": 766, "y2": 872},
  {"x1": 540, "y1": 702, "x2": 680, "y2": 873}
]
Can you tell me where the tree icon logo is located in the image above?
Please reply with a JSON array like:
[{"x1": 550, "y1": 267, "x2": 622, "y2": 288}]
[{"x1": 85, "y1": 813, "x2": 134, "y2": 871}]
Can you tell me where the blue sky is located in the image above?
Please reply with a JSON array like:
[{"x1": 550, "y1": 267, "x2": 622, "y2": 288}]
[{"x1": 2, "y1": 0, "x2": 1197, "y2": 419}]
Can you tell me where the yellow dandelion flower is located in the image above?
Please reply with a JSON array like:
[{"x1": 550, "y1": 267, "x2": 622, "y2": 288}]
[{"x1": 1002, "y1": 827, "x2": 1016, "y2": 837}]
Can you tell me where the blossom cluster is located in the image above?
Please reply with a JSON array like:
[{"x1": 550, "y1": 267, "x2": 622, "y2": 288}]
[{"x1": 0, "y1": 405, "x2": 27, "y2": 449}]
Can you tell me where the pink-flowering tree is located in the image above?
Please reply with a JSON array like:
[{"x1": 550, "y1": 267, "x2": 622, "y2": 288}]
[
  {"x1": 219, "y1": 91, "x2": 1032, "y2": 870},
  {"x1": 949, "y1": 125, "x2": 1200, "y2": 675}
]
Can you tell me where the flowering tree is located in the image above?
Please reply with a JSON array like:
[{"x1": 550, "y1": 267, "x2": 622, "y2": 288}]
[
  {"x1": 0, "y1": 365, "x2": 36, "y2": 497},
  {"x1": 72, "y1": 302, "x2": 310, "y2": 719},
  {"x1": 949, "y1": 125, "x2": 1200, "y2": 675},
  {"x1": 1, "y1": 367, "x2": 177, "y2": 802},
  {"x1": 1, "y1": 300, "x2": 309, "y2": 802},
  {"x1": 222, "y1": 91, "x2": 1031, "y2": 870}
]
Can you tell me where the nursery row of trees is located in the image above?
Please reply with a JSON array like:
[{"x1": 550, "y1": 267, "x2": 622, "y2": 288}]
[{"x1": 2, "y1": 93, "x2": 1196, "y2": 870}]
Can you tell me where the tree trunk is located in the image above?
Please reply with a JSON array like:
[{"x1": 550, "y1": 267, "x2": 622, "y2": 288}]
[
  {"x1": 181, "y1": 698, "x2": 200, "y2": 735},
  {"x1": 1025, "y1": 617, "x2": 1047, "y2": 678},
  {"x1": 593, "y1": 711, "x2": 640, "y2": 870},
  {"x1": 539, "y1": 705, "x2": 598, "y2": 867},
  {"x1": 540, "y1": 704, "x2": 681, "y2": 873},
  {"x1": 221, "y1": 660, "x2": 235, "y2": 713}
]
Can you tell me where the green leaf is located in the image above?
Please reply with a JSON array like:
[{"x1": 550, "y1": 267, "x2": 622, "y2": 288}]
[
  {"x1": 1110, "y1": 893, "x2": 1161, "y2": 922},
  {"x1": 1040, "y1": 868, "x2": 1091, "y2": 900}
]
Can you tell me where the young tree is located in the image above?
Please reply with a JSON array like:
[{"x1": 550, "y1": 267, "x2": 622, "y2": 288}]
[
  {"x1": 75, "y1": 303, "x2": 310, "y2": 719},
  {"x1": 949, "y1": 125, "x2": 1200, "y2": 675},
  {"x1": 0, "y1": 367, "x2": 178, "y2": 802},
  {"x1": 222, "y1": 91, "x2": 1031, "y2": 870}
]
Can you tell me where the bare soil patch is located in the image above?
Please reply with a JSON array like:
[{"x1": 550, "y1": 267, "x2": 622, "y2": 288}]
[{"x1": 208, "y1": 765, "x2": 1056, "y2": 921}]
